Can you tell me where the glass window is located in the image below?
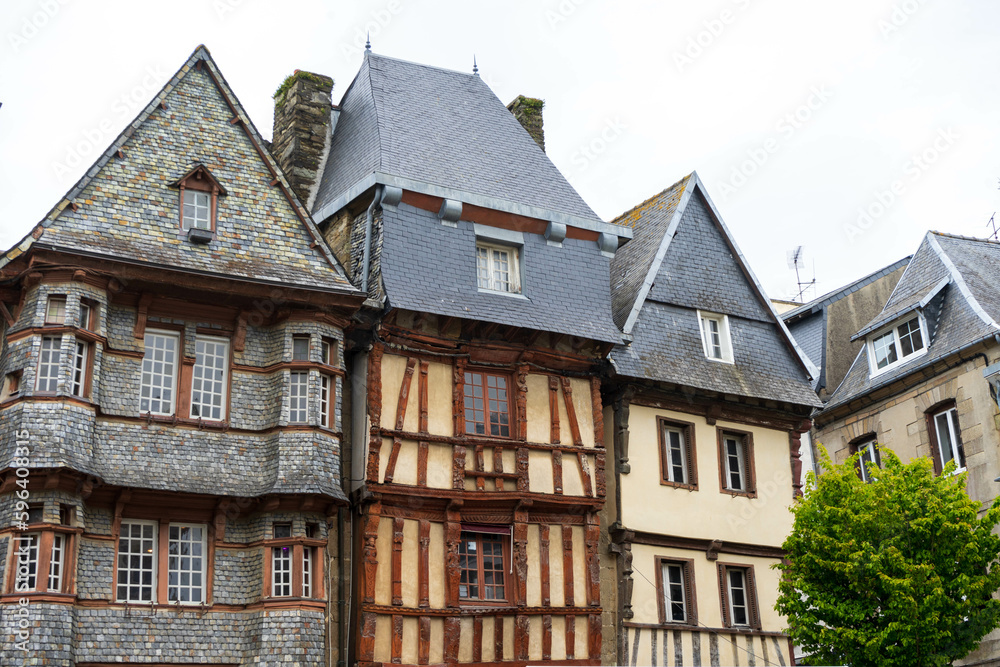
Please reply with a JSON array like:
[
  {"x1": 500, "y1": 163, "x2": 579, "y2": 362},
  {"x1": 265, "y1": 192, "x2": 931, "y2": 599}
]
[
  {"x1": 36, "y1": 336, "x2": 62, "y2": 392},
  {"x1": 117, "y1": 521, "x2": 156, "y2": 602},
  {"x1": 302, "y1": 548, "x2": 313, "y2": 598},
  {"x1": 723, "y1": 434, "x2": 747, "y2": 492},
  {"x1": 182, "y1": 189, "x2": 211, "y2": 230},
  {"x1": 140, "y1": 331, "x2": 179, "y2": 415},
  {"x1": 727, "y1": 568, "x2": 750, "y2": 626},
  {"x1": 871, "y1": 315, "x2": 925, "y2": 371},
  {"x1": 272, "y1": 545, "x2": 293, "y2": 597},
  {"x1": 662, "y1": 561, "x2": 688, "y2": 623},
  {"x1": 463, "y1": 371, "x2": 510, "y2": 437},
  {"x1": 320, "y1": 374, "x2": 332, "y2": 428},
  {"x1": 14, "y1": 534, "x2": 39, "y2": 592},
  {"x1": 459, "y1": 531, "x2": 506, "y2": 601},
  {"x1": 660, "y1": 422, "x2": 692, "y2": 486},
  {"x1": 856, "y1": 440, "x2": 881, "y2": 482},
  {"x1": 292, "y1": 335, "x2": 310, "y2": 361},
  {"x1": 191, "y1": 337, "x2": 229, "y2": 421},
  {"x1": 45, "y1": 296, "x2": 66, "y2": 325},
  {"x1": 698, "y1": 311, "x2": 733, "y2": 362},
  {"x1": 289, "y1": 371, "x2": 309, "y2": 423},
  {"x1": 476, "y1": 242, "x2": 520, "y2": 293},
  {"x1": 49, "y1": 534, "x2": 65, "y2": 592},
  {"x1": 167, "y1": 524, "x2": 205, "y2": 603},
  {"x1": 71, "y1": 340, "x2": 88, "y2": 397},
  {"x1": 934, "y1": 407, "x2": 966, "y2": 470}
]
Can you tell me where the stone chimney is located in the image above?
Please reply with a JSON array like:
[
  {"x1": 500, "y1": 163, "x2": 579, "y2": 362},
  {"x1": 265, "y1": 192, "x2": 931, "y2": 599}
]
[
  {"x1": 272, "y1": 70, "x2": 334, "y2": 208},
  {"x1": 506, "y1": 95, "x2": 545, "y2": 152}
]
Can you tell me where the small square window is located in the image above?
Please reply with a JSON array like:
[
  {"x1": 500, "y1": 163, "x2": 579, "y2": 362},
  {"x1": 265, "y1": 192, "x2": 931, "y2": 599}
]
[
  {"x1": 45, "y1": 296, "x2": 67, "y2": 325},
  {"x1": 273, "y1": 523, "x2": 292, "y2": 539},
  {"x1": 26, "y1": 505, "x2": 44, "y2": 524},
  {"x1": 697, "y1": 311, "x2": 733, "y2": 363},
  {"x1": 305, "y1": 523, "x2": 318, "y2": 539},
  {"x1": 292, "y1": 335, "x2": 310, "y2": 361},
  {"x1": 718, "y1": 430, "x2": 755, "y2": 496},
  {"x1": 4, "y1": 370, "x2": 22, "y2": 398},
  {"x1": 59, "y1": 504, "x2": 73, "y2": 526},
  {"x1": 476, "y1": 242, "x2": 521, "y2": 294}
]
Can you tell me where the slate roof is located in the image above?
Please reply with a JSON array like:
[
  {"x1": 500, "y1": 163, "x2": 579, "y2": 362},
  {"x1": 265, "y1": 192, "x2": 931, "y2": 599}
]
[
  {"x1": 609, "y1": 172, "x2": 821, "y2": 407},
  {"x1": 822, "y1": 232, "x2": 1000, "y2": 412},
  {"x1": 313, "y1": 51, "x2": 608, "y2": 228},
  {"x1": 1, "y1": 46, "x2": 358, "y2": 295}
]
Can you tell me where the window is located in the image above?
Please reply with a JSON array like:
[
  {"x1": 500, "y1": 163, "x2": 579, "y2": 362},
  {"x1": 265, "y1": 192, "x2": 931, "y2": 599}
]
[
  {"x1": 273, "y1": 523, "x2": 292, "y2": 539},
  {"x1": 4, "y1": 370, "x2": 22, "y2": 398},
  {"x1": 321, "y1": 339, "x2": 335, "y2": 365},
  {"x1": 320, "y1": 374, "x2": 333, "y2": 429},
  {"x1": 718, "y1": 563, "x2": 759, "y2": 629},
  {"x1": 852, "y1": 438, "x2": 881, "y2": 482},
  {"x1": 191, "y1": 336, "x2": 229, "y2": 421},
  {"x1": 698, "y1": 311, "x2": 733, "y2": 363},
  {"x1": 930, "y1": 405, "x2": 965, "y2": 473},
  {"x1": 35, "y1": 336, "x2": 62, "y2": 392},
  {"x1": 182, "y1": 190, "x2": 211, "y2": 230},
  {"x1": 658, "y1": 418, "x2": 697, "y2": 489},
  {"x1": 458, "y1": 531, "x2": 507, "y2": 602},
  {"x1": 869, "y1": 314, "x2": 926, "y2": 373},
  {"x1": 45, "y1": 296, "x2": 66, "y2": 325},
  {"x1": 14, "y1": 534, "x2": 39, "y2": 592},
  {"x1": 167, "y1": 524, "x2": 206, "y2": 603},
  {"x1": 26, "y1": 505, "x2": 44, "y2": 524},
  {"x1": 272, "y1": 545, "x2": 293, "y2": 596},
  {"x1": 79, "y1": 299, "x2": 97, "y2": 331},
  {"x1": 657, "y1": 557, "x2": 696, "y2": 625},
  {"x1": 292, "y1": 335, "x2": 310, "y2": 361},
  {"x1": 718, "y1": 430, "x2": 755, "y2": 496},
  {"x1": 302, "y1": 548, "x2": 313, "y2": 598},
  {"x1": 117, "y1": 521, "x2": 156, "y2": 602},
  {"x1": 288, "y1": 371, "x2": 309, "y2": 423},
  {"x1": 140, "y1": 331, "x2": 179, "y2": 415},
  {"x1": 49, "y1": 534, "x2": 65, "y2": 592},
  {"x1": 476, "y1": 242, "x2": 520, "y2": 294},
  {"x1": 463, "y1": 371, "x2": 510, "y2": 437},
  {"x1": 70, "y1": 339, "x2": 89, "y2": 398}
]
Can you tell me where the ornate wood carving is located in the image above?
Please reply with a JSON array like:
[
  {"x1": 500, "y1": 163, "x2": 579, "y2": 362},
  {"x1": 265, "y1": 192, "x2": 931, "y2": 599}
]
[
  {"x1": 609, "y1": 525, "x2": 635, "y2": 620},
  {"x1": 396, "y1": 357, "x2": 417, "y2": 430},
  {"x1": 514, "y1": 506, "x2": 529, "y2": 606},
  {"x1": 539, "y1": 524, "x2": 551, "y2": 606},
  {"x1": 362, "y1": 502, "x2": 382, "y2": 604},
  {"x1": 494, "y1": 616, "x2": 505, "y2": 660},
  {"x1": 562, "y1": 525, "x2": 575, "y2": 607},
  {"x1": 542, "y1": 614, "x2": 552, "y2": 660},
  {"x1": 418, "y1": 616, "x2": 431, "y2": 665},
  {"x1": 368, "y1": 344, "x2": 384, "y2": 428},
  {"x1": 548, "y1": 376, "x2": 561, "y2": 444},
  {"x1": 577, "y1": 451, "x2": 593, "y2": 497},
  {"x1": 516, "y1": 448, "x2": 529, "y2": 492},
  {"x1": 392, "y1": 517, "x2": 404, "y2": 605},
  {"x1": 566, "y1": 615, "x2": 576, "y2": 659},
  {"x1": 516, "y1": 364, "x2": 529, "y2": 440},
  {"x1": 594, "y1": 451, "x2": 607, "y2": 498},
  {"x1": 585, "y1": 513, "x2": 600, "y2": 607},
  {"x1": 561, "y1": 377, "x2": 583, "y2": 446},
  {"x1": 515, "y1": 614, "x2": 530, "y2": 661},
  {"x1": 418, "y1": 360, "x2": 429, "y2": 433},
  {"x1": 444, "y1": 616, "x2": 461, "y2": 662},
  {"x1": 133, "y1": 292, "x2": 154, "y2": 339},
  {"x1": 391, "y1": 614, "x2": 403, "y2": 663},
  {"x1": 552, "y1": 450, "x2": 563, "y2": 495},
  {"x1": 453, "y1": 445, "x2": 467, "y2": 490},
  {"x1": 493, "y1": 446, "x2": 504, "y2": 491},
  {"x1": 445, "y1": 507, "x2": 462, "y2": 607},
  {"x1": 473, "y1": 616, "x2": 484, "y2": 663},
  {"x1": 366, "y1": 436, "x2": 382, "y2": 484},
  {"x1": 232, "y1": 311, "x2": 248, "y2": 352},
  {"x1": 418, "y1": 519, "x2": 430, "y2": 608},
  {"x1": 417, "y1": 441, "x2": 428, "y2": 487},
  {"x1": 613, "y1": 386, "x2": 634, "y2": 474},
  {"x1": 452, "y1": 359, "x2": 466, "y2": 436},
  {"x1": 790, "y1": 419, "x2": 812, "y2": 498},
  {"x1": 359, "y1": 612, "x2": 377, "y2": 661},
  {"x1": 383, "y1": 437, "x2": 402, "y2": 484},
  {"x1": 588, "y1": 614, "x2": 602, "y2": 659},
  {"x1": 591, "y1": 376, "x2": 604, "y2": 449},
  {"x1": 475, "y1": 444, "x2": 486, "y2": 491}
]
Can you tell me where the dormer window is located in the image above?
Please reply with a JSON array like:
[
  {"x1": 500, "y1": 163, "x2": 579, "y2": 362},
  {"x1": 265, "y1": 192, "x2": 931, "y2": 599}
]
[
  {"x1": 183, "y1": 190, "x2": 211, "y2": 230},
  {"x1": 868, "y1": 314, "x2": 926, "y2": 374},
  {"x1": 170, "y1": 165, "x2": 226, "y2": 239},
  {"x1": 477, "y1": 242, "x2": 521, "y2": 294},
  {"x1": 697, "y1": 311, "x2": 733, "y2": 363}
]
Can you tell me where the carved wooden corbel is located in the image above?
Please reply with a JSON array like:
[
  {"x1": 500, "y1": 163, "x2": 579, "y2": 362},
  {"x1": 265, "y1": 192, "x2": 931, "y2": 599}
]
[
  {"x1": 133, "y1": 293, "x2": 154, "y2": 339},
  {"x1": 612, "y1": 386, "x2": 635, "y2": 474}
]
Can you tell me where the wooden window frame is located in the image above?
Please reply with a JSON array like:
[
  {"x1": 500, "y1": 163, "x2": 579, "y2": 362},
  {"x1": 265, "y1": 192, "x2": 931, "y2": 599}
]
[
  {"x1": 462, "y1": 369, "x2": 513, "y2": 439},
  {"x1": 657, "y1": 417, "x2": 698, "y2": 490},
  {"x1": 79, "y1": 298, "x2": 98, "y2": 332},
  {"x1": 173, "y1": 165, "x2": 225, "y2": 234},
  {"x1": 457, "y1": 528, "x2": 511, "y2": 606},
  {"x1": 113, "y1": 519, "x2": 214, "y2": 605},
  {"x1": 264, "y1": 523, "x2": 325, "y2": 600},
  {"x1": 717, "y1": 428, "x2": 757, "y2": 497},
  {"x1": 654, "y1": 556, "x2": 698, "y2": 626},
  {"x1": 320, "y1": 373, "x2": 334, "y2": 429},
  {"x1": 140, "y1": 329, "x2": 181, "y2": 416},
  {"x1": 70, "y1": 338, "x2": 94, "y2": 399},
  {"x1": 926, "y1": 400, "x2": 965, "y2": 475},
  {"x1": 189, "y1": 335, "x2": 230, "y2": 422},
  {"x1": 45, "y1": 295, "x2": 67, "y2": 325},
  {"x1": 717, "y1": 561, "x2": 761, "y2": 629},
  {"x1": 849, "y1": 434, "x2": 880, "y2": 482}
]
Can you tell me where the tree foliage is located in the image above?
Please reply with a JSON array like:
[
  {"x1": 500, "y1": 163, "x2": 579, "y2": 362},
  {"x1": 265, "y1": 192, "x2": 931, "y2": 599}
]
[{"x1": 776, "y1": 446, "x2": 1000, "y2": 666}]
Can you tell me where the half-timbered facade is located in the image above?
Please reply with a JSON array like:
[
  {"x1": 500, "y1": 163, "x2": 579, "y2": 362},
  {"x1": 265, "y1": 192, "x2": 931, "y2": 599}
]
[
  {"x1": 296, "y1": 50, "x2": 632, "y2": 666},
  {"x1": 601, "y1": 173, "x2": 821, "y2": 666},
  {"x1": 0, "y1": 47, "x2": 362, "y2": 665}
]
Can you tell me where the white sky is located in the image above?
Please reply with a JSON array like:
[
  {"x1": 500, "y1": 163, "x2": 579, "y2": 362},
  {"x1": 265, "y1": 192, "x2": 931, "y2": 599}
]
[{"x1": 3, "y1": 0, "x2": 999, "y2": 302}]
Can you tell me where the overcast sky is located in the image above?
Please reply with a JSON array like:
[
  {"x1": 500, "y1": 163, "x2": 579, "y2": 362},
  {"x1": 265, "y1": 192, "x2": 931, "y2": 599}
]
[{"x1": 3, "y1": 0, "x2": 998, "y2": 302}]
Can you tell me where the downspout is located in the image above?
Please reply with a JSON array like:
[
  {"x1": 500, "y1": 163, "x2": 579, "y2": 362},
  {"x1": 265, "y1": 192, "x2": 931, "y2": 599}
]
[{"x1": 361, "y1": 185, "x2": 384, "y2": 294}]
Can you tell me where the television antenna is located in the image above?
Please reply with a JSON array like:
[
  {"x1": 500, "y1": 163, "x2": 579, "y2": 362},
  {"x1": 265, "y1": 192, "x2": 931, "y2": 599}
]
[
  {"x1": 786, "y1": 246, "x2": 816, "y2": 303},
  {"x1": 987, "y1": 212, "x2": 998, "y2": 242}
]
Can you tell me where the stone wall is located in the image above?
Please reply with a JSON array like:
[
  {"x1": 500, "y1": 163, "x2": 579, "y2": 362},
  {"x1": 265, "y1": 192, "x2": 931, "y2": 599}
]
[
  {"x1": 272, "y1": 70, "x2": 335, "y2": 207},
  {"x1": 506, "y1": 95, "x2": 545, "y2": 152}
]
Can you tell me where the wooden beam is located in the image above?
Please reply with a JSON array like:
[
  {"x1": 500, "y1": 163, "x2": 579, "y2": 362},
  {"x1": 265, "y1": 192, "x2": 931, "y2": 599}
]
[
  {"x1": 395, "y1": 357, "x2": 417, "y2": 430},
  {"x1": 548, "y1": 376, "x2": 561, "y2": 444},
  {"x1": 391, "y1": 614, "x2": 403, "y2": 663},
  {"x1": 418, "y1": 616, "x2": 431, "y2": 665},
  {"x1": 418, "y1": 361, "x2": 429, "y2": 433},
  {"x1": 383, "y1": 437, "x2": 402, "y2": 484},
  {"x1": 493, "y1": 446, "x2": 504, "y2": 491},
  {"x1": 417, "y1": 442, "x2": 429, "y2": 487},
  {"x1": 540, "y1": 524, "x2": 551, "y2": 606},
  {"x1": 561, "y1": 377, "x2": 583, "y2": 446},
  {"x1": 563, "y1": 525, "x2": 575, "y2": 606},
  {"x1": 419, "y1": 520, "x2": 430, "y2": 608},
  {"x1": 552, "y1": 450, "x2": 563, "y2": 495},
  {"x1": 391, "y1": 517, "x2": 404, "y2": 605}
]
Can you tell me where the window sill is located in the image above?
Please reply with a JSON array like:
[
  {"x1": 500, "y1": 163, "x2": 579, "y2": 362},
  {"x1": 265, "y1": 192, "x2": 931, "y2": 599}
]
[
  {"x1": 659, "y1": 480, "x2": 699, "y2": 491},
  {"x1": 868, "y1": 348, "x2": 928, "y2": 378},
  {"x1": 721, "y1": 488, "x2": 757, "y2": 499},
  {"x1": 477, "y1": 288, "x2": 528, "y2": 300},
  {"x1": 704, "y1": 355, "x2": 735, "y2": 365}
]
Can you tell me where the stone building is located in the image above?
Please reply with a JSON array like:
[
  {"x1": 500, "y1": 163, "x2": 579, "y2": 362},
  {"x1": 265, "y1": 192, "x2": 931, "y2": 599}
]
[
  {"x1": 600, "y1": 173, "x2": 821, "y2": 666},
  {"x1": 272, "y1": 50, "x2": 631, "y2": 665},
  {"x1": 0, "y1": 47, "x2": 362, "y2": 665},
  {"x1": 812, "y1": 231, "x2": 1000, "y2": 666}
]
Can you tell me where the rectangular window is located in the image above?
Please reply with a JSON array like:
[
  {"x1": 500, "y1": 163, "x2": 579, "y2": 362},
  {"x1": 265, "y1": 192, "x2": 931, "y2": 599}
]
[
  {"x1": 289, "y1": 371, "x2": 309, "y2": 423},
  {"x1": 140, "y1": 331, "x2": 179, "y2": 415},
  {"x1": 71, "y1": 340, "x2": 89, "y2": 398},
  {"x1": 698, "y1": 311, "x2": 733, "y2": 363},
  {"x1": 45, "y1": 296, "x2": 66, "y2": 325},
  {"x1": 658, "y1": 559, "x2": 696, "y2": 624},
  {"x1": 463, "y1": 371, "x2": 510, "y2": 437},
  {"x1": 933, "y1": 406, "x2": 966, "y2": 471},
  {"x1": 191, "y1": 336, "x2": 229, "y2": 421},
  {"x1": 658, "y1": 418, "x2": 697, "y2": 489},
  {"x1": 15, "y1": 534, "x2": 39, "y2": 592},
  {"x1": 719, "y1": 563, "x2": 759, "y2": 629},
  {"x1": 182, "y1": 189, "x2": 211, "y2": 231},
  {"x1": 117, "y1": 521, "x2": 156, "y2": 602},
  {"x1": 49, "y1": 533, "x2": 65, "y2": 592},
  {"x1": 272, "y1": 545, "x2": 293, "y2": 597},
  {"x1": 79, "y1": 300, "x2": 96, "y2": 331},
  {"x1": 870, "y1": 315, "x2": 926, "y2": 372},
  {"x1": 273, "y1": 522, "x2": 292, "y2": 539},
  {"x1": 459, "y1": 531, "x2": 507, "y2": 602},
  {"x1": 292, "y1": 335, "x2": 310, "y2": 361},
  {"x1": 321, "y1": 339, "x2": 334, "y2": 365},
  {"x1": 476, "y1": 242, "x2": 520, "y2": 293},
  {"x1": 719, "y1": 430, "x2": 755, "y2": 496},
  {"x1": 302, "y1": 547, "x2": 313, "y2": 598},
  {"x1": 35, "y1": 336, "x2": 62, "y2": 392},
  {"x1": 320, "y1": 374, "x2": 333, "y2": 429},
  {"x1": 854, "y1": 439, "x2": 881, "y2": 482},
  {"x1": 167, "y1": 524, "x2": 205, "y2": 603}
]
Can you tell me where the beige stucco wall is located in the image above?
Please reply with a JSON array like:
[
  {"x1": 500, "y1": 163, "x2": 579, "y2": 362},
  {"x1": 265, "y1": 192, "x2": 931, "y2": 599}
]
[{"x1": 620, "y1": 405, "x2": 795, "y2": 547}]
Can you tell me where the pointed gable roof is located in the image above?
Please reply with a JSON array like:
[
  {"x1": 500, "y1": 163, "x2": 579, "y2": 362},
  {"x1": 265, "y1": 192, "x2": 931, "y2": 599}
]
[
  {"x1": 312, "y1": 52, "x2": 627, "y2": 240},
  {"x1": 609, "y1": 171, "x2": 820, "y2": 407},
  {"x1": 2, "y1": 46, "x2": 358, "y2": 295}
]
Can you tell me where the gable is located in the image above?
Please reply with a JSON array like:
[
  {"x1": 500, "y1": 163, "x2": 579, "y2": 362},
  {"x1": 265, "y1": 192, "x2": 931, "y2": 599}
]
[
  {"x1": 647, "y1": 189, "x2": 771, "y2": 322},
  {"x1": 8, "y1": 48, "x2": 355, "y2": 294}
]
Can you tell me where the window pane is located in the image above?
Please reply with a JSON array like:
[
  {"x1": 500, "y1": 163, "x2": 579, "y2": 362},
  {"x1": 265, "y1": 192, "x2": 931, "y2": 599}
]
[
  {"x1": 140, "y1": 332, "x2": 178, "y2": 415},
  {"x1": 897, "y1": 318, "x2": 924, "y2": 357},
  {"x1": 292, "y1": 336, "x2": 309, "y2": 361},
  {"x1": 191, "y1": 337, "x2": 228, "y2": 421},
  {"x1": 725, "y1": 437, "x2": 745, "y2": 491},
  {"x1": 46, "y1": 297, "x2": 66, "y2": 324},
  {"x1": 118, "y1": 522, "x2": 155, "y2": 602},
  {"x1": 168, "y1": 524, "x2": 205, "y2": 603},
  {"x1": 35, "y1": 336, "x2": 62, "y2": 392},
  {"x1": 664, "y1": 428, "x2": 687, "y2": 484},
  {"x1": 272, "y1": 546, "x2": 293, "y2": 597},
  {"x1": 663, "y1": 563, "x2": 687, "y2": 622},
  {"x1": 728, "y1": 569, "x2": 749, "y2": 626},
  {"x1": 872, "y1": 330, "x2": 898, "y2": 369},
  {"x1": 289, "y1": 371, "x2": 309, "y2": 423}
]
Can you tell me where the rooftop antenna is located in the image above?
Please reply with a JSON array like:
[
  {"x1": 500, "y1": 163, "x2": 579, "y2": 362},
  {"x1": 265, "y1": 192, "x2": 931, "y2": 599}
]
[
  {"x1": 987, "y1": 212, "x2": 998, "y2": 241},
  {"x1": 786, "y1": 245, "x2": 816, "y2": 302},
  {"x1": 473, "y1": 55, "x2": 479, "y2": 76},
  {"x1": 365, "y1": 31, "x2": 371, "y2": 51}
]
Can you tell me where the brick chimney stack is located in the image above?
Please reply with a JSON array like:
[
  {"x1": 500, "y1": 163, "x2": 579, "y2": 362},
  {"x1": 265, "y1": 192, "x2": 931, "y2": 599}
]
[
  {"x1": 506, "y1": 95, "x2": 545, "y2": 152},
  {"x1": 272, "y1": 70, "x2": 334, "y2": 208}
]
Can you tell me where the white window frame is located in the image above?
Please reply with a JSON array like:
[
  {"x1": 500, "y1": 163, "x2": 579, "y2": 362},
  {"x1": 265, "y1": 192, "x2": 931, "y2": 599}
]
[
  {"x1": 79, "y1": 300, "x2": 94, "y2": 331},
  {"x1": 140, "y1": 330, "x2": 180, "y2": 416},
  {"x1": 182, "y1": 189, "x2": 211, "y2": 231},
  {"x1": 933, "y1": 406, "x2": 966, "y2": 473},
  {"x1": 722, "y1": 434, "x2": 747, "y2": 492},
  {"x1": 272, "y1": 544, "x2": 293, "y2": 597},
  {"x1": 726, "y1": 567, "x2": 751, "y2": 627},
  {"x1": 14, "y1": 533, "x2": 39, "y2": 592},
  {"x1": 697, "y1": 311, "x2": 733, "y2": 363},
  {"x1": 70, "y1": 339, "x2": 89, "y2": 398},
  {"x1": 320, "y1": 374, "x2": 333, "y2": 429},
  {"x1": 867, "y1": 313, "x2": 928, "y2": 376},
  {"x1": 190, "y1": 335, "x2": 229, "y2": 422},
  {"x1": 661, "y1": 561, "x2": 688, "y2": 623},
  {"x1": 117, "y1": 520, "x2": 158, "y2": 603},
  {"x1": 476, "y1": 241, "x2": 521, "y2": 294},
  {"x1": 288, "y1": 371, "x2": 309, "y2": 424},
  {"x1": 856, "y1": 439, "x2": 880, "y2": 482},
  {"x1": 167, "y1": 522, "x2": 207, "y2": 604},
  {"x1": 302, "y1": 547, "x2": 313, "y2": 598},
  {"x1": 49, "y1": 533, "x2": 65, "y2": 592},
  {"x1": 662, "y1": 425, "x2": 688, "y2": 485},
  {"x1": 35, "y1": 336, "x2": 62, "y2": 393}
]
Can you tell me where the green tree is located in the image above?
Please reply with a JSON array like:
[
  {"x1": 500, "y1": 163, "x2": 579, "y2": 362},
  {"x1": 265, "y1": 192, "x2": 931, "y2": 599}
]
[{"x1": 776, "y1": 446, "x2": 1000, "y2": 666}]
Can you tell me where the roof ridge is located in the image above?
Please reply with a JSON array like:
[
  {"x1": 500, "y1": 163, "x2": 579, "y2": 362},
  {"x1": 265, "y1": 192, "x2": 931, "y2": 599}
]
[
  {"x1": 364, "y1": 52, "x2": 384, "y2": 175},
  {"x1": 611, "y1": 173, "x2": 693, "y2": 225},
  {"x1": 927, "y1": 233, "x2": 1000, "y2": 330},
  {"x1": 367, "y1": 51, "x2": 482, "y2": 80},
  {"x1": 930, "y1": 229, "x2": 1000, "y2": 245}
]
